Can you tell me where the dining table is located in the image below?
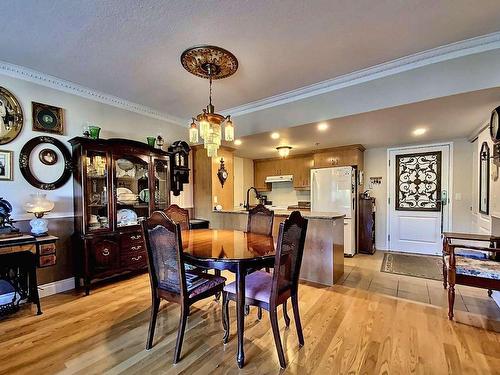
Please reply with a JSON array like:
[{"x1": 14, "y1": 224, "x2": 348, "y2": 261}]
[{"x1": 181, "y1": 228, "x2": 276, "y2": 368}]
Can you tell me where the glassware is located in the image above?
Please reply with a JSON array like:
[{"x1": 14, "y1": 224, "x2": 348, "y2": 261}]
[
  {"x1": 88, "y1": 125, "x2": 101, "y2": 139},
  {"x1": 147, "y1": 137, "x2": 156, "y2": 147}
]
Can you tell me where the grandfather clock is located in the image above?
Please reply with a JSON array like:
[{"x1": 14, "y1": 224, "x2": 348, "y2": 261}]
[{"x1": 168, "y1": 141, "x2": 191, "y2": 196}]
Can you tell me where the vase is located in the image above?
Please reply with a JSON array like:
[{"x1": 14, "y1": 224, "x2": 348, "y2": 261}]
[
  {"x1": 88, "y1": 126, "x2": 101, "y2": 139},
  {"x1": 147, "y1": 137, "x2": 156, "y2": 147}
]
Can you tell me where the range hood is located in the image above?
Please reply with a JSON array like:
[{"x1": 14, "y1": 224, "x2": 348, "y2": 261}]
[{"x1": 265, "y1": 175, "x2": 293, "y2": 183}]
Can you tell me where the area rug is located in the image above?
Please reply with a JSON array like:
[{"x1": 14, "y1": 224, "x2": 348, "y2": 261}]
[{"x1": 381, "y1": 252, "x2": 443, "y2": 281}]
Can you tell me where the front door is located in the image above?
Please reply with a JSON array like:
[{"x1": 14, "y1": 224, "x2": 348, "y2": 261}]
[{"x1": 388, "y1": 144, "x2": 450, "y2": 255}]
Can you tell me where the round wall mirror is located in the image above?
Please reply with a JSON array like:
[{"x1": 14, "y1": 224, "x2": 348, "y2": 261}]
[
  {"x1": 0, "y1": 86, "x2": 23, "y2": 145},
  {"x1": 19, "y1": 136, "x2": 72, "y2": 190}
]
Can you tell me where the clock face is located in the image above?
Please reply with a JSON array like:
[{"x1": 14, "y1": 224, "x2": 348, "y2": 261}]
[
  {"x1": 222, "y1": 171, "x2": 228, "y2": 179},
  {"x1": 491, "y1": 107, "x2": 500, "y2": 143}
]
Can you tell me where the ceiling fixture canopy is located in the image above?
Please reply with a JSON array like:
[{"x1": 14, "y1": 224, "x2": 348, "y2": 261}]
[
  {"x1": 276, "y1": 145, "x2": 292, "y2": 158},
  {"x1": 182, "y1": 45, "x2": 238, "y2": 158}
]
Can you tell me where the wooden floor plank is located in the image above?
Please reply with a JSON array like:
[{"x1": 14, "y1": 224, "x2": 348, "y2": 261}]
[{"x1": 0, "y1": 251, "x2": 499, "y2": 374}]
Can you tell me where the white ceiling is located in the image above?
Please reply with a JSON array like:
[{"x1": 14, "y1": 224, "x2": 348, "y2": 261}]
[
  {"x1": 231, "y1": 87, "x2": 500, "y2": 159},
  {"x1": 2, "y1": 0, "x2": 500, "y2": 121}
]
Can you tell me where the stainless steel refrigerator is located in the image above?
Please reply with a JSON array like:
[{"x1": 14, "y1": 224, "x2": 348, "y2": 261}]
[{"x1": 311, "y1": 166, "x2": 357, "y2": 256}]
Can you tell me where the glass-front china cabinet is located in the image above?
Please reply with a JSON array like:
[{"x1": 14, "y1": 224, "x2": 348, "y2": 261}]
[{"x1": 69, "y1": 137, "x2": 179, "y2": 294}]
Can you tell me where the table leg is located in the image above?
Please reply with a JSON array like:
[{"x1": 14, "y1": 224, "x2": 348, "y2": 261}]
[{"x1": 236, "y1": 264, "x2": 246, "y2": 368}]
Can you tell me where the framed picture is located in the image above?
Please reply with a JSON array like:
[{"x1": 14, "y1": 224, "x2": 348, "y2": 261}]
[
  {"x1": 0, "y1": 150, "x2": 13, "y2": 181},
  {"x1": 32, "y1": 102, "x2": 64, "y2": 135}
]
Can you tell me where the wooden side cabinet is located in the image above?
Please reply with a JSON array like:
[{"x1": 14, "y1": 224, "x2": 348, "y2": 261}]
[{"x1": 358, "y1": 196, "x2": 376, "y2": 254}]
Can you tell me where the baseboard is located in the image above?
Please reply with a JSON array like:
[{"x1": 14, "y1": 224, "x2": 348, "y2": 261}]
[{"x1": 38, "y1": 277, "x2": 75, "y2": 298}]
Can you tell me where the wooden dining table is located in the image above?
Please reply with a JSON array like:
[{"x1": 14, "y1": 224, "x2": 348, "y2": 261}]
[{"x1": 181, "y1": 228, "x2": 276, "y2": 368}]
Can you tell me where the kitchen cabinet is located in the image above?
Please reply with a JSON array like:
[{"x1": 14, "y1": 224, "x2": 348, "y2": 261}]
[
  {"x1": 313, "y1": 144, "x2": 365, "y2": 169},
  {"x1": 254, "y1": 145, "x2": 364, "y2": 191},
  {"x1": 254, "y1": 155, "x2": 313, "y2": 191}
]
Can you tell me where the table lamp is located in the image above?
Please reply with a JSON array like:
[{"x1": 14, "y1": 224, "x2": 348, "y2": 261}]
[{"x1": 24, "y1": 193, "x2": 54, "y2": 236}]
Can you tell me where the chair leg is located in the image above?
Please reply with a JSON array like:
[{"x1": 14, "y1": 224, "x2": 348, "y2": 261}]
[
  {"x1": 222, "y1": 292, "x2": 230, "y2": 344},
  {"x1": 291, "y1": 294, "x2": 304, "y2": 346},
  {"x1": 283, "y1": 300, "x2": 290, "y2": 328},
  {"x1": 448, "y1": 284, "x2": 455, "y2": 321},
  {"x1": 174, "y1": 304, "x2": 189, "y2": 364},
  {"x1": 146, "y1": 297, "x2": 160, "y2": 350},
  {"x1": 488, "y1": 289, "x2": 493, "y2": 297},
  {"x1": 214, "y1": 269, "x2": 222, "y2": 301},
  {"x1": 442, "y1": 259, "x2": 448, "y2": 289},
  {"x1": 257, "y1": 307, "x2": 263, "y2": 320},
  {"x1": 244, "y1": 305, "x2": 250, "y2": 316},
  {"x1": 270, "y1": 308, "x2": 287, "y2": 368}
]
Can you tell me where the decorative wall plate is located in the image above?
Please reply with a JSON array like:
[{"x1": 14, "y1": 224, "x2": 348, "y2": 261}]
[
  {"x1": 19, "y1": 136, "x2": 72, "y2": 190},
  {"x1": 32, "y1": 102, "x2": 64, "y2": 135},
  {"x1": 0, "y1": 86, "x2": 23, "y2": 145}
]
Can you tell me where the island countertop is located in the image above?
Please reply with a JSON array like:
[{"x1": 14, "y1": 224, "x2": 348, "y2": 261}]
[
  {"x1": 213, "y1": 209, "x2": 345, "y2": 220},
  {"x1": 210, "y1": 209, "x2": 345, "y2": 285}
]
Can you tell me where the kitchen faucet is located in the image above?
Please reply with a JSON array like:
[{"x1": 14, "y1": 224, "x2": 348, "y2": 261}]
[{"x1": 245, "y1": 187, "x2": 261, "y2": 211}]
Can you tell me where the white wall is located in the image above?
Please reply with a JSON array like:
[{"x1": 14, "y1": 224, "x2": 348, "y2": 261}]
[
  {"x1": 0, "y1": 74, "x2": 187, "y2": 219},
  {"x1": 364, "y1": 139, "x2": 473, "y2": 250},
  {"x1": 264, "y1": 182, "x2": 310, "y2": 207},
  {"x1": 233, "y1": 156, "x2": 254, "y2": 208}
]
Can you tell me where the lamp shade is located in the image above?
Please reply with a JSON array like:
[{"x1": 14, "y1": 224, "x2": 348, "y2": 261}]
[
  {"x1": 224, "y1": 117, "x2": 234, "y2": 142},
  {"x1": 24, "y1": 193, "x2": 54, "y2": 217}
]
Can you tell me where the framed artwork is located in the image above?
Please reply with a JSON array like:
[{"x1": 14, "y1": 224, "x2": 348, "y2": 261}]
[
  {"x1": 0, "y1": 150, "x2": 13, "y2": 181},
  {"x1": 32, "y1": 102, "x2": 64, "y2": 135},
  {"x1": 0, "y1": 86, "x2": 24, "y2": 145}
]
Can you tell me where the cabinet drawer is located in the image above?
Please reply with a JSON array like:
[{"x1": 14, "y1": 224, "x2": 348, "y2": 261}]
[
  {"x1": 120, "y1": 252, "x2": 147, "y2": 268},
  {"x1": 120, "y1": 231, "x2": 145, "y2": 249},
  {"x1": 39, "y1": 243, "x2": 56, "y2": 255},
  {"x1": 39, "y1": 254, "x2": 57, "y2": 268}
]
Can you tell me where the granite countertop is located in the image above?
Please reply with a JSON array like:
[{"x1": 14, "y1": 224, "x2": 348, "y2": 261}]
[{"x1": 213, "y1": 209, "x2": 345, "y2": 220}]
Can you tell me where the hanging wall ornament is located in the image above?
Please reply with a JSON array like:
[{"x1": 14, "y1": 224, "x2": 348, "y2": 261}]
[{"x1": 19, "y1": 136, "x2": 73, "y2": 190}]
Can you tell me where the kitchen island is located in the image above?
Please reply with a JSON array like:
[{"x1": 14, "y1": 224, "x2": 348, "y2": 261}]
[{"x1": 212, "y1": 209, "x2": 345, "y2": 285}]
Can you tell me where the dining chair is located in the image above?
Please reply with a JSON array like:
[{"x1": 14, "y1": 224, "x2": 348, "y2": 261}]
[
  {"x1": 164, "y1": 204, "x2": 218, "y2": 283},
  {"x1": 246, "y1": 204, "x2": 275, "y2": 316},
  {"x1": 247, "y1": 204, "x2": 274, "y2": 236},
  {"x1": 222, "y1": 211, "x2": 308, "y2": 368},
  {"x1": 164, "y1": 204, "x2": 190, "y2": 231},
  {"x1": 141, "y1": 211, "x2": 226, "y2": 363}
]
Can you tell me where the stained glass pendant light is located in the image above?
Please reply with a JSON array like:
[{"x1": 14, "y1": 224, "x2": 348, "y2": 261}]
[{"x1": 181, "y1": 45, "x2": 238, "y2": 158}]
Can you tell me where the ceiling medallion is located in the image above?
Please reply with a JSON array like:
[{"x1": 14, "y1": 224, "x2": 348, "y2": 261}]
[{"x1": 182, "y1": 45, "x2": 238, "y2": 158}]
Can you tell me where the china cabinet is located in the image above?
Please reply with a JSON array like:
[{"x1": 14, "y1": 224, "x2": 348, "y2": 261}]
[{"x1": 69, "y1": 137, "x2": 176, "y2": 294}]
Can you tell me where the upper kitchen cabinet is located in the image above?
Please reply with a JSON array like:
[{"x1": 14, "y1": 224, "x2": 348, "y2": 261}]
[
  {"x1": 254, "y1": 154, "x2": 313, "y2": 191},
  {"x1": 313, "y1": 144, "x2": 365, "y2": 170}
]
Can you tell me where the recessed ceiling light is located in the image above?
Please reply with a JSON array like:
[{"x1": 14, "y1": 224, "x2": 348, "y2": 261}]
[
  {"x1": 270, "y1": 132, "x2": 280, "y2": 139},
  {"x1": 413, "y1": 128, "x2": 427, "y2": 136},
  {"x1": 234, "y1": 139, "x2": 242, "y2": 145},
  {"x1": 318, "y1": 123, "x2": 328, "y2": 131}
]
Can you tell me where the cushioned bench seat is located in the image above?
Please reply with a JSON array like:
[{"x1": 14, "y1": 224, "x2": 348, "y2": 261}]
[{"x1": 444, "y1": 255, "x2": 500, "y2": 280}]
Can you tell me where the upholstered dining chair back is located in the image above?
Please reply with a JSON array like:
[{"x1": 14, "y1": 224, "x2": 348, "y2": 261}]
[
  {"x1": 270, "y1": 211, "x2": 308, "y2": 303},
  {"x1": 142, "y1": 211, "x2": 187, "y2": 296},
  {"x1": 164, "y1": 204, "x2": 190, "y2": 231},
  {"x1": 247, "y1": 204, "x2": 274, "y2": 236}
]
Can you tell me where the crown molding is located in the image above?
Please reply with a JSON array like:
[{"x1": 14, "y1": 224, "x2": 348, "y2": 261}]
[
  {"x1": 223, "y1": 31, "x2": 500, "y2": 117},
  {"x1": 0, "y1": 61, "x2": 185, "y2": 126}
]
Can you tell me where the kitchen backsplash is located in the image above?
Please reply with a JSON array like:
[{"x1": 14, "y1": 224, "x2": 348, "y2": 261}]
[{"x1": 264, "y1": 182, "x2": 310, "y2": 207}]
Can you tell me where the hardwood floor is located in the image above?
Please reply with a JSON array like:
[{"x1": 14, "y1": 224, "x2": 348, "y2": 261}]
[{"x1": 1, "y1": 251, "x2": 500, "y2": 374}]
